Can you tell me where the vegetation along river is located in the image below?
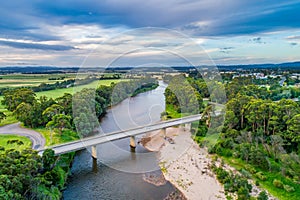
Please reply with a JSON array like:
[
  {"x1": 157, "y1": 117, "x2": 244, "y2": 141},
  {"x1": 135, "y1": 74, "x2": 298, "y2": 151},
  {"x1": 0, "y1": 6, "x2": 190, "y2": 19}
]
[{"x1": 63, "y1": 81, "x2": 178, "y2": 199}]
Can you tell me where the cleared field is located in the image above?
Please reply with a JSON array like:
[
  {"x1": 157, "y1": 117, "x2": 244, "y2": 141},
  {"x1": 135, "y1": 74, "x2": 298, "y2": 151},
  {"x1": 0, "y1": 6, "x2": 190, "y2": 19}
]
[
  {"x1": 36, "y1": 79, "x2": 123, "y2": 98},
  {"x1": 0, "y1": 73, "x2": 77, "y2": 88},
  {"x1": 0, "y1": 134, "x2": 32, "y2": 151},
  {"x1": 0, "y1": 78, "x2": 123, "y2": 99},
  {"x1": 0, "y1": 73, "x2": 119, "y2": 88}
]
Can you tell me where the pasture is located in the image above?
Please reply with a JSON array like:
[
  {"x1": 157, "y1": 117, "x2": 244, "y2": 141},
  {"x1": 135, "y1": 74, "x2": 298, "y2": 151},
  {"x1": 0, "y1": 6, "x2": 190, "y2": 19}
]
[
  {"x1": 0, "y1": 134, "x2": 32, "y2": 151},
  {"x1": 0, "y1": 73, "x2": 77, "y2": 88},
  {"x1": 36, "y1": 79, "x2": 123, "y2": 98}
]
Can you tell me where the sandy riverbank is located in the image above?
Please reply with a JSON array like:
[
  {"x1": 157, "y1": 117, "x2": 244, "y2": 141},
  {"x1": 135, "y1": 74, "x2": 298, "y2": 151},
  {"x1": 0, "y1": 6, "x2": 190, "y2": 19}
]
[{"x1": 141, "y1": 126, "x2": 226, "y2": 200}]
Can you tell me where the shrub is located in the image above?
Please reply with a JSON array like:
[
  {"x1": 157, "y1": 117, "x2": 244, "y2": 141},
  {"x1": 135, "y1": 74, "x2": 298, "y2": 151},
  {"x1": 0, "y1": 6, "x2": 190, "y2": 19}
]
[
  {"x1": 257, "y1": 191, "x2": 268, "y2": 200},
  {"x1": 255, "y1": 172, "x2": 267, "y2": 181},
  {"x1": 272, "y1": 179, "x2": 283, "y2": 188},
  {"x1": 245, "y1": 165, "x2": 256, "y2": 174},
  {"x1": 283, "y1": 184, "x2": 295, "y2": 193},
  {"x1": 255, "y1": 180, "x2": 259, "y2": 186},
  {"x1": 237, "y1": 186, "x2": 250, "y2": 200},
  {"x1": 240, "y1": 169, "x2": 251, "y2": 179},
  {"x1": 269, "y1": 161, "x2": 281, "y2": 172}
]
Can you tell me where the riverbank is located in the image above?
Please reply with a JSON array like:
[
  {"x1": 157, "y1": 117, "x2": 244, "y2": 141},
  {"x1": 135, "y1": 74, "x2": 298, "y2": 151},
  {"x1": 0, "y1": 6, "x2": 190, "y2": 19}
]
[{"x1": 141, "y1": 126, "x2": 226, "y2": 200}]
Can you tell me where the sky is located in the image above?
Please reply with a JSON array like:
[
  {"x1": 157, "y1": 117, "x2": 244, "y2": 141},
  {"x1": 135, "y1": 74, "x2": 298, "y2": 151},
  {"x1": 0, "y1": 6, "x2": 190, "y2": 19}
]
[{"x1": 0, "y1": 0, "x2": 300, "y2": 67}]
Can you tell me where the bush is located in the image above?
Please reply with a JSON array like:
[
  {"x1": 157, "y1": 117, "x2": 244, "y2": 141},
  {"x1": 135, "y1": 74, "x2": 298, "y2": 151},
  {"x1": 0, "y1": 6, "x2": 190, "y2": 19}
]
[
  {"x1": 273, "y1": 179, "x2": 283, "y2": 188},
  {"x1": 245, "y1": 165, "x2": 256, "y2": 174},
  {"x1": 283, "y1": 184, "x2": 295, "y2": 193},
  {"x1": 255, "y1": 180, "x2": 260, "y2": 186},
  {"x1": 255, "y1": 172, "x2": 267, "y2": 181},
  {"x1": 240, "y1": 169, "x2": 251, "y2": 179},
  {"x1": 257, "y1": 191, "x2": 268, "y2": 200},
  {"x1": 237, "y1": 186, "x2": 250, "y2": 200},
  {"x1": 269, "y1": 161, "x2": 281, "y2": 172}
]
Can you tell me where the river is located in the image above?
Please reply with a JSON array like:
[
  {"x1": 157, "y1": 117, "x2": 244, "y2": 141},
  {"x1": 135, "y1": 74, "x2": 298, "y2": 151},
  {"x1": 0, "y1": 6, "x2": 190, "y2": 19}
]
[{"x1": 63, "y1": 81, "x2": 177, "y2": 200}]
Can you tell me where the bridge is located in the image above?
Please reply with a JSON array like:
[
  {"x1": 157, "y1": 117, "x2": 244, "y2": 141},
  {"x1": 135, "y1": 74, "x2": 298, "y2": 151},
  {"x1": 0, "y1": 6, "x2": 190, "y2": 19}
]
[{"x1": 38, "y1": 114, "x2": 202, "y2": 159}]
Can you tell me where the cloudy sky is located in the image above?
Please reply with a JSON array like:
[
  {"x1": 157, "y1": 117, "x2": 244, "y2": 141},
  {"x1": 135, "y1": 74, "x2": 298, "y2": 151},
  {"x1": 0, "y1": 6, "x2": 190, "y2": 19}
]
[{"x1": 1, "y1": 0, "x2": 300, "y2": 67}]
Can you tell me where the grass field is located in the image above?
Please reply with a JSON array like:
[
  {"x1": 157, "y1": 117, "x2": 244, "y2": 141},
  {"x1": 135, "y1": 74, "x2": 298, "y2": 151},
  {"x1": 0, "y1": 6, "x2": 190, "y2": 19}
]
[
  {"x1": 0, "y1": 73, "x2": 78, "y2": 88},
  {"x1": 0, "y1": 73, "x2": 120, "y2": 88},
  {"x1": 33, "y1": 128, "x2": 79, "y2": 146},
  {"x1": 0, "y1": 110, "x2": 18, "y2": 126},
  {"x1": 36, "y1": 79, "x2": 123, "y2": 98},
  {"x1": 0, "y1": 134, "x2": 32, "y2": 151},
  {"x1": 0, "y1": 79, "x2": 123, "y2": 100}
]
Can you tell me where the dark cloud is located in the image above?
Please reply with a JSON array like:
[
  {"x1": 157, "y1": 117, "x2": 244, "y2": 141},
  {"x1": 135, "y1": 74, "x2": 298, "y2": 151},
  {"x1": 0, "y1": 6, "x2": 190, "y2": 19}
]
[
  {"x1": 0, "y1": 40, "x2": 77, "y2": 51},
  {"x1": 0, "y1": 0, "x2": 299, "y2": 40},
  {"x1": 220, "y1": 47, "x2": 234, "y2": 53},
  {"x1": 249, "y1": 37, "x2": 266, "y2": 44}
]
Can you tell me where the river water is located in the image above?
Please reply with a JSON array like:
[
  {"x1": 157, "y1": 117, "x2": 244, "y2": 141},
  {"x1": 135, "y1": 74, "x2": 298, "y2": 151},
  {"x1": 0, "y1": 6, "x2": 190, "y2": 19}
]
[{"x1": 63, "y1": 81, "x2": 177, "y2": 200}]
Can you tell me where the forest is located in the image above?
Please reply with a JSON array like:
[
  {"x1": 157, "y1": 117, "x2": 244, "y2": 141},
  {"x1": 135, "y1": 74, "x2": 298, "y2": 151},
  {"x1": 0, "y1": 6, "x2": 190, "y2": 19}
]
[{"x1": 164, "y1": 73, "x2": 300, "y2": 200}]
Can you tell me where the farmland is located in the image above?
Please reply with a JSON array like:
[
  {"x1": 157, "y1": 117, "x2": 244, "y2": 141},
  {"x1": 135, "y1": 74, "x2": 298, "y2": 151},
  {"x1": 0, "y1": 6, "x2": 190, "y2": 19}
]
[{"x1": 0, "y1": 75, "x2": 125, "y2": 125}]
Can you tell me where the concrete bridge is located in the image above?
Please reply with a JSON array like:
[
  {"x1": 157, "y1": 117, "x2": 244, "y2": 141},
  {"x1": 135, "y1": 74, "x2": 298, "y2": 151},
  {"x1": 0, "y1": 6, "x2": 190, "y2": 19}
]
[{"x1": 38, "y1": 114, "x2": 202, "y2": 159}]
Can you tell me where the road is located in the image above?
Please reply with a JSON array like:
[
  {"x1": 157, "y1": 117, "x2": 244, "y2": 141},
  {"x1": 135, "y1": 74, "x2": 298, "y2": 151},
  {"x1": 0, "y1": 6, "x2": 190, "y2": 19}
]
[
  {"x1": 39, "y1": 114, "x2": 202, "y2": 155},
  {"x1": 0, "y1": 123, "x2": 45, "y2": 150}
]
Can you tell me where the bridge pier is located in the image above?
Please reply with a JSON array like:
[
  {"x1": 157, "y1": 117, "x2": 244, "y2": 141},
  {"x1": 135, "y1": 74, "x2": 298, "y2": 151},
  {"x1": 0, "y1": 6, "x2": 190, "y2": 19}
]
[
  {"x1": 91, "y1": 145, "x2": 97, "y2": 159},
  {"x1": 161, "y1": 127, "x2": 167, "y2": 138},
  {"x1": 184, "y1": 123, "x2": 191, "y2": 131},
  {"x1": 130, "y1": 136, "x2": 136, "y2": 151}
]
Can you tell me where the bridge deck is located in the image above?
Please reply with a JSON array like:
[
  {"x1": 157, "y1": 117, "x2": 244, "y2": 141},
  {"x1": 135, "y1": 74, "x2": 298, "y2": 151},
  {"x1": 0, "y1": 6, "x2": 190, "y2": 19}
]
[{"x1": 38, "y1": 114, "x2": 202, "y2": 155}]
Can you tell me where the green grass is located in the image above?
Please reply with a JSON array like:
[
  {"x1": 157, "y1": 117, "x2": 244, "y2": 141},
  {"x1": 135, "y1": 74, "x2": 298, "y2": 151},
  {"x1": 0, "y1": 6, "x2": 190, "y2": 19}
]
[
  {"x1": 221, "y1": 156, "x2": 300, "y2": 200},
  {"x1": 0, "y1": 73, "x2": 78, "y2": 88},
  {"x1": 36, "y1": 79, "x2": 123, "y2": 98},
  {"x1": 34, "y1": 128, "x2": 79, "y2": 146},
  {"x1": 0, "y1": 134, "x2": 32, "y2": 151},
  {"x1": 165, "y1": 104, "x2": 191, "y2": 119},
  {"x1": 203, "y1": 99, "x2": 209, "y2": 107},
  {"x1": 0, "y1": 110, "x2": 18, "y2": 126},
  {"x1": 0, "y1": 79, "x2": 124, "y2": 112}
]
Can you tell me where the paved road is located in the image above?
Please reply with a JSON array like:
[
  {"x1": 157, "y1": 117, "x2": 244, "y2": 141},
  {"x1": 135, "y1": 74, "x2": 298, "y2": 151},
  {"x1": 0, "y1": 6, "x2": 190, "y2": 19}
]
[
  {"x1": 0, "y1": 123, "x2": 45, "y2": 150},
  {"x1": 39, "y1": 114, "x2": 202, "y2": 155}
]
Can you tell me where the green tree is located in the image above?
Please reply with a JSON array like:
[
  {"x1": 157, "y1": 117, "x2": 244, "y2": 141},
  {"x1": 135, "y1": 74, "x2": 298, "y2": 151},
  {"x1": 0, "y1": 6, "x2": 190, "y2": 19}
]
[
  {"x1": 46, "y1": 114, "x2": 71, "y2": 134},
  {"x1": 42, "y1": 104, "x2": 64, "y2": 119},
  {"x1": 42, "y1": 149, "x2": 56, "y2": 171},
  {"x1": 1, "y1": 88, "x2": 36, "y2": 111},
  {"x1": 287, "y1": 114, "x2": 300, "y2": 143},
  {"x1": 0, "y1": 111, "x2": 6, "y2": 123},
  {"x1": 257, "y1": 191, "x2": 268, "y2": 200}
]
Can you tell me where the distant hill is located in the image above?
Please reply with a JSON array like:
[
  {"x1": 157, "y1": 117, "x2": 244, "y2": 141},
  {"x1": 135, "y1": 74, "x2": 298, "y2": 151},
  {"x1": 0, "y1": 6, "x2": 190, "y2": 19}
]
[
  {"x1": 0, "y1": 61, "x2": 300, "y2": 73},
  {"x1": 0, "y1": 66, "x2": 79, "y2": 74},
  {"x1": 217, "y1": 61, "x2": 300, "y2": 70}
]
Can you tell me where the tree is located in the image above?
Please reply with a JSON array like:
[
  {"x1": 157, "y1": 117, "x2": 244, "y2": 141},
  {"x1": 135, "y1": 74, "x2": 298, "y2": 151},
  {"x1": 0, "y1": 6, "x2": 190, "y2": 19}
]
[
  {"x1": 165, "y1": 75, "x2": 203, "y2": 114},
  {"x1": 46, "y1": 114, "x2": 71, "y2": 134},
  {"x1": 1, "y1": 88, "x2": 36, "y2": 111},
  {"x1": 42, "y1": 149, "x2": 57, "y2": 171},
  {"x1": 257, "y1": 191, "x2": 268, "y2": 200},
  {"x1": 42, "y1": 104, "x2": 64, "y2": 119},
  {"x1": 74, "y1": 113, "x2": 95, "y2": 137},
  {"x1": 0, "y1": 111, "x2": 6, "y2": 123},
  {"x1": 0, "y1": 148, "x2": 63, "y2": 199},
  {"x1": 56, "y1": 93, "x2": 72, "y2": 115},
  {"x1": 287, "y1": 114, "x2": 300, "y2": 143},
  {"x1": 14, "y1": 102, "x2": 33, "y2": 127}
]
